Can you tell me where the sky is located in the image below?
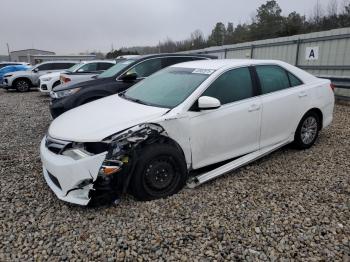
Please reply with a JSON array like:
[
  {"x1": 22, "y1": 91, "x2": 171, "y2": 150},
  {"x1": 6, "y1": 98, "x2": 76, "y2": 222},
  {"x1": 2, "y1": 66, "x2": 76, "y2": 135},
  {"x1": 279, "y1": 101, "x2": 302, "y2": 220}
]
[{"x1": 0, "y1": 0, "x2": 334, "y2": 55}]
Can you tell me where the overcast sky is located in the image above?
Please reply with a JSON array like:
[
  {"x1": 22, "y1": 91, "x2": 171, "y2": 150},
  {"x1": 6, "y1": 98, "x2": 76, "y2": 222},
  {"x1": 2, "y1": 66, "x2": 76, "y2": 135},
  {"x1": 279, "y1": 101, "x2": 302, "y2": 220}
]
[{"x1": 0, "y1": 0, "x2": 334, "y2": 55}]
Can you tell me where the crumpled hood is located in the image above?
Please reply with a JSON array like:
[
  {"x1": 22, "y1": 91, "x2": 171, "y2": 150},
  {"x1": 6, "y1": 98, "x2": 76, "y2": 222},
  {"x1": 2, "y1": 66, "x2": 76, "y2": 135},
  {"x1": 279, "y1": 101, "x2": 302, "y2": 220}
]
[{"x1": 48, "y1": 94, "x2": 169, "y2": 142}]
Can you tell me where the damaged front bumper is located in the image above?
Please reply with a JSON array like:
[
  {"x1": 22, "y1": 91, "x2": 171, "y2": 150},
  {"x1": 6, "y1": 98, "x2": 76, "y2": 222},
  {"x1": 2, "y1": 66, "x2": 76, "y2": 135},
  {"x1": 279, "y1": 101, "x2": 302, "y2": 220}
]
[{"x1": 40, "y1": 138, "x2": 108, "y2": 206}]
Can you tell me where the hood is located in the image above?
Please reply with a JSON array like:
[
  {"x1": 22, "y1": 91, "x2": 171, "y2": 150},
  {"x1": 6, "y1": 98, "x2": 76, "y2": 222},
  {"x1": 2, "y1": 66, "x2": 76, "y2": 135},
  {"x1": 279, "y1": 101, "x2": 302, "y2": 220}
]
[
  {"x1": 4, "y1": 70, "x2": 32, "y2": 77},
  {"x1": 48, "y1": 94, "x2": 169, "y2": 142},
  {"x1": 53, "y1": 77, "x2": 112, "y2": 92},
  {"x1": 40, "y1": 72, "x2": 61, "y2": 79}
]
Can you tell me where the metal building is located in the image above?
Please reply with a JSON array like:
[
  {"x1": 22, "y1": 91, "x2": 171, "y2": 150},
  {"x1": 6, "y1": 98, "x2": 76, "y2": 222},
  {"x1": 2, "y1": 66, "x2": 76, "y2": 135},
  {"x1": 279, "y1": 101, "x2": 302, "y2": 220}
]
[
  {"x1": 10, "y1": 49, "x2": 55, "y2": 63},
  {"x1": 183, "y1": 27, "x2": 350, "y2": 99},
  {"x1": 10, "y1": 49, "x2": 96, "y2": 65}
]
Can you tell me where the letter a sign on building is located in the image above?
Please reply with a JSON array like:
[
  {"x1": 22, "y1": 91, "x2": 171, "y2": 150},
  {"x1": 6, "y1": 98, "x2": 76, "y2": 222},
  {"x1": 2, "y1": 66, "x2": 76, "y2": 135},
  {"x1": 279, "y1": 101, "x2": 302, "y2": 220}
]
[{"x1": 305, "y1": 46, "x2": 319, "y2": 61}]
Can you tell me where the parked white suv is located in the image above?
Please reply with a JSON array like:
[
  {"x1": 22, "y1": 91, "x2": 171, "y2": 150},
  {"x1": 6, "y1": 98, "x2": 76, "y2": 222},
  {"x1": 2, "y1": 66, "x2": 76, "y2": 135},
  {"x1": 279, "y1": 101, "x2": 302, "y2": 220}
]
[
  {"x1": 58, "y1": 60, "x2": 116, "y2": 87},
  {"x1": 39, "y1": 61, "x2": 116, "y2": 94},
  {"x1": 40, "y1": 59, "x2": 334, "y2": 206},
  {"x1": 3, "y1": 61, "x2": 77, "y2": 92}
]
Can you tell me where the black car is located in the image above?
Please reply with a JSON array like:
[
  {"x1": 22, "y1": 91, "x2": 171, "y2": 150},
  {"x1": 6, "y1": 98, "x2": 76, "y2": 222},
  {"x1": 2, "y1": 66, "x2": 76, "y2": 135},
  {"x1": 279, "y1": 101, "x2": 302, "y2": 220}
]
[{"x1": 49, "y1": 54, "x2": 216, "y2": 118}]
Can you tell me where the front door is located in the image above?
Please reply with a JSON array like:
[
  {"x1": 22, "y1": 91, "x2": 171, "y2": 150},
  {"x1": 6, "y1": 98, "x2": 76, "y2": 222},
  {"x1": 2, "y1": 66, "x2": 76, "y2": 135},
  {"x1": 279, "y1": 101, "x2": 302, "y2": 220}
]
[{"x1": 187, "y1": 67, "x2": 262, "y2": 169}]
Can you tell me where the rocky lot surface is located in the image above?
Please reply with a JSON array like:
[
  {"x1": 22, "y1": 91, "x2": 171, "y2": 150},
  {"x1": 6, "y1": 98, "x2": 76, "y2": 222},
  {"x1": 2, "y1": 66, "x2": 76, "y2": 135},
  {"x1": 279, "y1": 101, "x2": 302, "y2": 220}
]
[{"x1": 0, "y1": 89, "x2": 349, "y2": 261}]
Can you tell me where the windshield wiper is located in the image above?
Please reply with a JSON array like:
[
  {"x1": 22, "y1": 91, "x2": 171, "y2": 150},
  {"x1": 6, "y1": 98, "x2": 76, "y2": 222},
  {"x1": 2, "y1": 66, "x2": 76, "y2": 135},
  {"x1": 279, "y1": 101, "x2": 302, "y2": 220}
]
[{"x1": 119, "y1": 93, "x2": 152, "y2": 106}]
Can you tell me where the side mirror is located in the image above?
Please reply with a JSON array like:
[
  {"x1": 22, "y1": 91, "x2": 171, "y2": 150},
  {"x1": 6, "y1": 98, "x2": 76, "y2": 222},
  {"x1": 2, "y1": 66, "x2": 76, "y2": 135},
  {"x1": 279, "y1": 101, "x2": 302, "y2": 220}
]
[
  {"x1": 198, "y1": 96, "x2": 221, "y2": 110},
  {"x1": 121, "y1": 72, "x2": 138, "y2": 82},
  {"x1": 33, "y1": 68, "x2": 39, "y2": 73}
]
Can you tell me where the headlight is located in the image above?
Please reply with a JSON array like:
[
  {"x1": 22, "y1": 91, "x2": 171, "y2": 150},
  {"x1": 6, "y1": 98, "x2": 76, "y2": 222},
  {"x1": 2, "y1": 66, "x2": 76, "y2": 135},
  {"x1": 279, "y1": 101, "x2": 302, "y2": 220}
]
[
  {"x1": 54, "y1": 88, "x2": 81, "y2": 99},
  {"x1": 41, "y1": 77, "x2": 52, "y2": 82}
]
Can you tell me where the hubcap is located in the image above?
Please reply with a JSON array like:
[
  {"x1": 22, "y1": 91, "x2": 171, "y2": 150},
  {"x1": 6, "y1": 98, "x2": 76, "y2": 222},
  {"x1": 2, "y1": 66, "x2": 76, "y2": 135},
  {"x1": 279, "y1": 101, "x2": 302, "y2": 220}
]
[
  {"x1": 301, "y1": 116, "x2": 318, "y2": 144},
  {"x1": 17, "y1": 81, "x2": 29, "y2": 91}
]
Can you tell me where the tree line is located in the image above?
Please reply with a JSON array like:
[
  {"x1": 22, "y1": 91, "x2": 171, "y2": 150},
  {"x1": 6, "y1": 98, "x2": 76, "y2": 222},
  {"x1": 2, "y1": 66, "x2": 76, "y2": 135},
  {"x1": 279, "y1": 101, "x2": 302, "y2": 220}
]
[{"x1": 106, "y1": 0, "x2": 350, "y2": 57}]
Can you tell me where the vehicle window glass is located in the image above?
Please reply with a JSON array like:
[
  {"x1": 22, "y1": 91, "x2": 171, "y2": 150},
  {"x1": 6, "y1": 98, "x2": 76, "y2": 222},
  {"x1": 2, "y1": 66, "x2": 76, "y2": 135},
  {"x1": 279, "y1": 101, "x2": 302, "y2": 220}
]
[
  {"x1": 78, "y1": 63, "x2": 98, "y2": 72},
  {"x1": 98, "y1": 63, "x2": 114, "y2": 71},
  {"x1": 126, "y1": 58, "x2": 163, "y2": 78},
  {"x1": 53, "y1": 63, "x2": 75, "y2": 70},
  {"x1": 124, "y1": 67, "x2": 211, "y2": 108},
  {"x1": 67, "y1": 63, "x2": 82, "y2": 73},
  {"x1": 288, "y1": 72, "x2": 303, "y2": 87},
  {"x1": 36, "y1": 63, "x2": 53, "y2": 71},
  {"x1": 163, "y1": 57, "x2": 197, "y2": 67},
  {"x1": 256, "y1": 65, "x2": 290, "y2": 94},
  {"x1": 202, "y1": 67, "x2": 253, "y2": 105},
  {"x1": 98, "y1": 59, "x2": 137, "y2": 79}
]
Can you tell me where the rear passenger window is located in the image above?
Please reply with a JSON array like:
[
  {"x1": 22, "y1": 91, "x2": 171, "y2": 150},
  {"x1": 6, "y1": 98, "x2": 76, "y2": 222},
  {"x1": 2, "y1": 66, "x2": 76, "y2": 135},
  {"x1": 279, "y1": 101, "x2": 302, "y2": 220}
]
[
  {"x1": 37, "y1": 63, "x2": 54, "y2": 71},
  {"x1": 288, "y1": 72, "x2": 303, "y2": 87},
  {"x1": 202, "y1": 67, "x2": 254, "y2": 105},
  {"x1": 53, "y1": 63, "x2": 75, "y2": 70},
  {"x1": 127, "y1": 58, "x2": 163, "y2": 78},
  {"x1": 98, "y1": 63, "x2": 114, "y2": 71},
  {"x1": 256, "y1": 65, "x2": 290, "y2": 94}
]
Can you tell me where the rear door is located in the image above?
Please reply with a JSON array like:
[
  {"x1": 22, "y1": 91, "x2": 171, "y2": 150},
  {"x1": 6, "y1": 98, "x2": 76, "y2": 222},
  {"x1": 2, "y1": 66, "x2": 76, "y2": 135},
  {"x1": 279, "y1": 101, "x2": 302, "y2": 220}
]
[
  {"x1": 255, "y1": 65, "x2": 308, "y2": 148},
  {"x1": 188, "y1": 67, "x2": 262, "y2": 169}
]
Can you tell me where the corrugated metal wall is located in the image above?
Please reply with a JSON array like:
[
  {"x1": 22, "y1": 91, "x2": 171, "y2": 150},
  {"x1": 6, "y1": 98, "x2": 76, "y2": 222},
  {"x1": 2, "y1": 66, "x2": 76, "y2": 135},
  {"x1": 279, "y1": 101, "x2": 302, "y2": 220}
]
[{"x1": 183, "y1": 27, "x2": 350, "y2": 98}]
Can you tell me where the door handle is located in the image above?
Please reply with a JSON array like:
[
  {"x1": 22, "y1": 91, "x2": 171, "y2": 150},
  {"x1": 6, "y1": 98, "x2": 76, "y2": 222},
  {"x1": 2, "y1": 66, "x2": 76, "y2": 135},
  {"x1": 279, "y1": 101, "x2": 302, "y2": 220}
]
[
  {"x1": 298, "y1": 91, "x2": 308, "y2": 98},
  {"x1": 248, "y1": 104, "x2": 261, "y2": 112}
]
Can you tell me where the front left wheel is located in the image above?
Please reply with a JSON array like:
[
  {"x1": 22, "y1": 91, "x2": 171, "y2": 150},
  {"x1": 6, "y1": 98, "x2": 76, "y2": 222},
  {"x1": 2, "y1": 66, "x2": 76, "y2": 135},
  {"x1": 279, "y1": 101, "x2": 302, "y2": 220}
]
[
  {"x1": 130, "y1": 144, "x2": 187, "y2": 201},
  {"x1": 14, "y1": 79, "x2": 31, "y2": 92}
]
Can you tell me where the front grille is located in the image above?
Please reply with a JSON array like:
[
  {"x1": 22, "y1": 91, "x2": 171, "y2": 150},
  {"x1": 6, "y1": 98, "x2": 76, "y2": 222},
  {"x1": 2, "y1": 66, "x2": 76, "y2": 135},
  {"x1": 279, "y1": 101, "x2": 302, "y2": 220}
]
[
  {"x1": 45, "y1": 136, "x2": 71, "y2": 154},
  {"x1": 48, "y1": 172, "x2": 62, "y2": 190}
]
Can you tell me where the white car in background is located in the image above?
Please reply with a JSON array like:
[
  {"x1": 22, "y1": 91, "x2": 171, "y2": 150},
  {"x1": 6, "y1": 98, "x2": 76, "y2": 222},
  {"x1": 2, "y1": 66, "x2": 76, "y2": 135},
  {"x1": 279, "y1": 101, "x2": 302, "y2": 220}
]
[
  {"x1": 40, "y1": 59, "x2": 334, "y2": 206},
  {"x1": 58, "y1": 60, "x2": 116, "y2": 87},
  {"x1": 39, "y1": 61, "x2": 116, "y2": 94}
]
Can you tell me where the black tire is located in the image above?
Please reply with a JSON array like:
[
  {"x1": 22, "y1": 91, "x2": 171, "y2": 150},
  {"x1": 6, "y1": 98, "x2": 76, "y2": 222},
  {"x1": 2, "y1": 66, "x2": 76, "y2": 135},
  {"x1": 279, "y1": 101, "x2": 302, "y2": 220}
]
[
  {"x1": 130, "y1": 143, "x2": 187, "y2": 201},
  {"x1": 14, "y1": 79, "x2": 31, "y2": 92},
  {"x1": 293, "y1": 111, "x2": 320, "y2": 150}
]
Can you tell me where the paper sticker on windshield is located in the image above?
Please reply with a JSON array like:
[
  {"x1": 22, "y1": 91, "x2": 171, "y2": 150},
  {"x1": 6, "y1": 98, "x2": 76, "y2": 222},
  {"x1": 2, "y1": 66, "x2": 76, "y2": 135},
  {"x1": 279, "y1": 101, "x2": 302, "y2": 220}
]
[{"x1": 192, "y1": 69, "x2": 215, "y2": 75}]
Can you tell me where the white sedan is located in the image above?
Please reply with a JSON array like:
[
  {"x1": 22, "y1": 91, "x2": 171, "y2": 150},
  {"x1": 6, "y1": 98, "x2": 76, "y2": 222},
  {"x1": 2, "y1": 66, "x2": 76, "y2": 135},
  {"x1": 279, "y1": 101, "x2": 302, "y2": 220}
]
[{"x1": 40, "y1": 59, "x2": 334, "y2": 206}]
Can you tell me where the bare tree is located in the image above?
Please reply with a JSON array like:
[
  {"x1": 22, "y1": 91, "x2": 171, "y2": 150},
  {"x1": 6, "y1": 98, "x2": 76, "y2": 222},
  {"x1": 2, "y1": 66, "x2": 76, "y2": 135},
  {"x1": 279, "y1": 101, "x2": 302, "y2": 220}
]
[
  {"x1": 327, "y1": 0, "x2": 338, "y2": 16},
  {"x1": 311, "y1": 0, "x2": 324, "y2": 23}
]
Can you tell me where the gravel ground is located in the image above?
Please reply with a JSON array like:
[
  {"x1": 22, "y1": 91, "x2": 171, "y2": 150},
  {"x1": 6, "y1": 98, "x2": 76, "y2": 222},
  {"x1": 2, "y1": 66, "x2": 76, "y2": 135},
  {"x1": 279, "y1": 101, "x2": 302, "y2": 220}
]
[{"x1": 0, "y1": 89, "x2": 349, "y2": 261}]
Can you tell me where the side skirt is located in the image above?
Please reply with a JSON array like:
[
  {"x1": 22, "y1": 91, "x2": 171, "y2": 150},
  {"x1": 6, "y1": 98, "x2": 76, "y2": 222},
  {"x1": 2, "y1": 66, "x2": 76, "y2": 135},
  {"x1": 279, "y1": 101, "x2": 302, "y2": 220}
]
[{"x1": 187, "y1": 139, "x2": 292, "y2": 188}]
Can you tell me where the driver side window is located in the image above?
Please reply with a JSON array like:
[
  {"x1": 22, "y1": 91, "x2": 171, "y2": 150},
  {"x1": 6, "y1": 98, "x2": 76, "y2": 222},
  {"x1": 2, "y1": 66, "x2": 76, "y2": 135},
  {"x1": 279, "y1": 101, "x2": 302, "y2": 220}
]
[
  {"x1": 126, "y1": 58, "x2": 163, "y2": 78},
  {"x1": 202, "y1": 67, "x2": 254, "y2": 105}
]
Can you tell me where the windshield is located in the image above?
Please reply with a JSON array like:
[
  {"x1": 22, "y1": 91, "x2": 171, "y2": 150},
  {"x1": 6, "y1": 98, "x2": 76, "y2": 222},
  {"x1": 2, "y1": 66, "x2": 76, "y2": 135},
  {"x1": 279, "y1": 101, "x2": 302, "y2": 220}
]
[
  {"x1": 98, "y1": 59, "x2": 136, "y2": 78},
  {"x1": 67, "y1": 63, "x2": 83, "y2": 73},
  {"x1": 123, "y1": 67, "x2": 212, "y2": 108}
]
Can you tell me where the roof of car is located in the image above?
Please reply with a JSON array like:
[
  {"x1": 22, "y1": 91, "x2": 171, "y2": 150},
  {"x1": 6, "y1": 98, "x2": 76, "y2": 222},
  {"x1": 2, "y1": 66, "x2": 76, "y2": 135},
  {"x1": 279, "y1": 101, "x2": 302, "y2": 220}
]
[
  {"x1": 170, "y1": 59, "x2": 289, "y2": 70},
  {"x1": 80, "y1": 60, "x2": 116, "y2": 64},
  {"x1": 137, "y1": 53, "x2": 217, "y2": 60}
]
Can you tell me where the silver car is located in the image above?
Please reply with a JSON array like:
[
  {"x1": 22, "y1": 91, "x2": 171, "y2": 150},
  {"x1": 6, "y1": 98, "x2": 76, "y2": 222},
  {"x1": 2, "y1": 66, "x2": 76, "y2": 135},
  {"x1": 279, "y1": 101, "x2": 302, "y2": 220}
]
[{"x1": 2, "y1": 61, "x2": 77, "y2": 92}]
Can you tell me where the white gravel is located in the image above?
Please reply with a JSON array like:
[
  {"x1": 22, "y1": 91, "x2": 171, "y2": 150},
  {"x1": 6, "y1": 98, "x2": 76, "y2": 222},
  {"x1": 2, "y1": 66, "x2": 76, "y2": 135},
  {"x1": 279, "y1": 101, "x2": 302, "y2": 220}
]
[{"x1": 0, "y1": 89, "x2": 349, "y2": 261}]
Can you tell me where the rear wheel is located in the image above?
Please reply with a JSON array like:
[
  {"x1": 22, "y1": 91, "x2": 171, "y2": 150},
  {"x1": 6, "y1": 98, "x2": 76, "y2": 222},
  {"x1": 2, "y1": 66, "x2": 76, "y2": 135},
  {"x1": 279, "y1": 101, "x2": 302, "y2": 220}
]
[
  {"x1": 293, "y1": 111, "x2": 320, "y2": 149},
  {"x1": 14, "y1": 79, "x2": 30, "y2": 92},
  {"x1": 130, "y1": 144, "x2": 187, "y2": 201}
]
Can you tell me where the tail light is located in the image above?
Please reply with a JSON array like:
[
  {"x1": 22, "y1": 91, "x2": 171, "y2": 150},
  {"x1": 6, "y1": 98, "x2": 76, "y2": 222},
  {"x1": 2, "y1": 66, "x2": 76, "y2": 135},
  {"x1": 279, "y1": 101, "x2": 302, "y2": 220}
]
[{"x1": 330, "y1": 83, "x2": 335, "y2": 92}]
